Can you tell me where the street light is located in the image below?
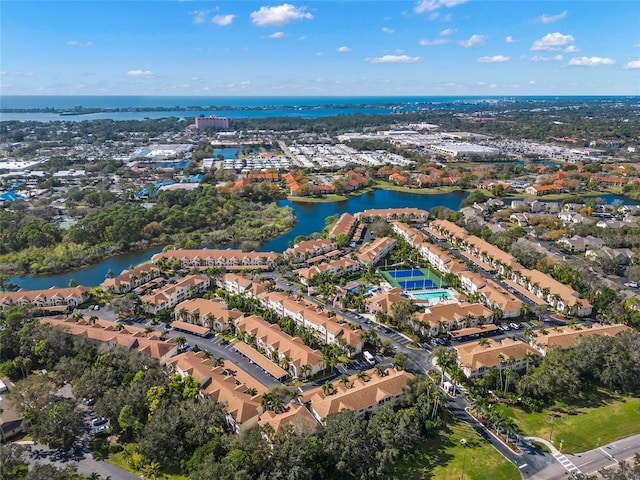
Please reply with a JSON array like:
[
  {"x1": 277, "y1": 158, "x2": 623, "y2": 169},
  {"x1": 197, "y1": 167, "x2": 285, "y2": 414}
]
[
  {"x1": 460, "y1": 438, "x2": 467, "y2": 480},
  {"x1": 549, "y1": 414, "x2": 558, "y2": 442}
]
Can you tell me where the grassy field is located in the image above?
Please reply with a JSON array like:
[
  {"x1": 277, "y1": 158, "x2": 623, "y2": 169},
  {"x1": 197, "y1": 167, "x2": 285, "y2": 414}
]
[
  {"x1": 497, "y1": 394, "x2": 640, "y2": 454},
  {"x1": 104, "y1": 443, "x2": 188, "y2": 480},
  {"x1": 394, "y1": 421, "x2": 520, "y2": 480},
  {"x1": 374, "y1": 181, "x2": 464, "y2": 195}
]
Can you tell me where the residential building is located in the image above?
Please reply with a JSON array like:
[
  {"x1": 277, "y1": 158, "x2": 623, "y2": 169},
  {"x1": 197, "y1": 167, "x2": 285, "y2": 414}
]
[
  {"x1": 357, "y1": 237, "x2": 396, "y2": 265},
  {"x1": 455, "y1": 338, "x2": 540, "y2": 378},
  {"x1": 41, "y1": 316, "x2": 178, "y2": 363},
  {"x1": 141, "y1": 275, "x2": 210, "y2": 314},
  {"x1": 258, "y1": 403, "x2": 319, "y2": 434},
  {"x1": 194, "y1": 115, "x2": 229, "y2": 129},
  {"x1": 101, "y1": 263, "x2": 161, "y2": 293},
  {"x1": 355, "y1": 208, "x2": 429, "y2": 223},
  {"x1": 235, "y1": 315, "x2": 323, "y2": 378},
  {"x1": 284, "y1": 239, "x2": 338, "y2": 262},
  {"x1": 174, "y1": 298, "x2": 243, "y2": 332},
  {"x1": 301, "y1": 367, "x2": 413, "y2": 423},
  {"x1": 216, "y1": 273, "x2": 267, "y2": 299},
  {"x1": 530, "y1": 323, "x2": 630, "y2": 355},
  {"x1": 151, "y1": 249, "x2": 278, "y2": 271},
  {"x1": 0, "y1": 286, "x2": 90, "y2": 311},
  {"x1": 258, "y1": 292, "x2": 363, "y2": 354},
  {"x1": 413, "y1": 302, "x2": 493, "y2": 337},
  {"x1": 168, "y1": 351, "x2": 266, "y2": 433},
  {"x1": 328, "y1": 213, "x2": 357, "y2": 239},
  {"x1": 294, "y1": 258, "x2": 360, "y2": 285}
]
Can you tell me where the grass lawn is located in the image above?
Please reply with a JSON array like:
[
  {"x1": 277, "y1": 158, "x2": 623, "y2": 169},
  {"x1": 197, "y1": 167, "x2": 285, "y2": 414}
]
[
  {"x1": 287, "y1": 194, "x2": 348, "y2": 203},
  {"x1": 497, "y1": 394, "x2": 640, "y2": 454},
  {"x1": 104, "y1": 443, "x2": 188, "y2": 480},
  {"x1": 374, "y1": 181, "x2": 464, "y2": 195},
  {"x1": 394, "y1": 420, "x2": 519, "y2": 480}
]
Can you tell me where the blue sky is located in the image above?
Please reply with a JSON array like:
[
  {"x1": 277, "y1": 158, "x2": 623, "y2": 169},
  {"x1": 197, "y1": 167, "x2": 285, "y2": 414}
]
[{"x1": 1, "y1": 0, "x2": 639, "y2": 96}]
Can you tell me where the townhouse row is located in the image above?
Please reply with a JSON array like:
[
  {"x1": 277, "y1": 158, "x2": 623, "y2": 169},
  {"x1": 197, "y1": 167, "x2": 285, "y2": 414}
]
[{"x1": 430, "y1": 219, "x2": 592, "y2": 317}]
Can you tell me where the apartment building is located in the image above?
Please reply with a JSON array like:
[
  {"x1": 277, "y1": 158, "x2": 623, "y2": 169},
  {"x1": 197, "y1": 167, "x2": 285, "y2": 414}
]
[
  {"x1": 101, "y1": 263, "x2": 162, "y2": 294},
  {"x1": 455, "y1": 338, "x2": 540, "y2": 378},
  {"x1": 151, "y1": 249, "x2": 278, "y2": 271},
  {"x1": 174, "y1": 298, "x2": 243, "y2": 332},
  {"x1": 530, "y1": 323, "x2": 630, "y2": 355},
  {"x1": 168, "y1": 351, "x2": 267, "y2": 433},
  {"x1": 301, "y1": 367, "x2": 413, "y2": 424},
  {"x1": 0, "y1": 286, "x2": 90, "y2": 311},
  {"x1": 357, "y1": 237, "x2": 397, "y2": 265},
  {"x1": 413, "y1": 302, "x2": 493, "y2": 337},
  {"x1": 42, "y1": 316, "x2": 177, "y2": 363},
  {"x1": 141, "y1": 275, "x2": 210, "y2": 314},
  {"x1": 294, "y1": 258, "x2": 360, "y2": 285},
  {"x1": 235, "y1": 315, "x2": 323, "y2": 378},
  {"x1": 284, "y1": 239, "x2": 339, "y2": 263},
  {"x1": 355, "y1": 208, "x2": 429, "y2": 223}
]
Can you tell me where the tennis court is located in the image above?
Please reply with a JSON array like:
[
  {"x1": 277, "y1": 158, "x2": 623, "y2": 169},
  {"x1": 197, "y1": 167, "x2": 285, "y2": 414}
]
[
  {"x1": 397, "y1": 279, "x2": 437, "y2": 289},
  {"x1": 387, "y1": 269, "x2": 425, "y2": 279},
  {"x1": 381, "y1": 267, "x2": 447, "y2": 290}
]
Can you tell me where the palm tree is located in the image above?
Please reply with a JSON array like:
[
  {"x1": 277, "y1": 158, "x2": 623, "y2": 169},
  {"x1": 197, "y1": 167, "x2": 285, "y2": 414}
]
[
  {"x1": 261, "y1": 392, "x2": 273, "y2": 410},
  {"x1": 246, "y1": 387, "x2": 258, "y2": 397},
  {"x1": 142, "y1": 462, "x2": 161, "y2": 480},
  {"x1": 339, "y1": 375, "x2": 350, "y2": 389},
  {"x1": 322, "y1": 381, "x2": 334, "y2": 396},
  {"x1": 449, "y1": 364, "x2": 464, "y2": 396},
  {"x1": 289, "y1": 389, "x2": 301, "y2": 402},
  {"x1": 477, "y1": 338, "x2": 489, "y2": 348},
  {"x1": 299, "y1": 364, "x2": 311, "y2": 379},
  {"x1": 374, "y1": 363, "x2": 386, "y2": 376},
  {"x1": 356, "y1": 370, "x2": 368, "y2": 382},
  {"x1": 497, "y1": 353, "x2": 505, "y2": 392},
  {"x1": 522, "y1": 351, "x2": 536, "y2": 374}
]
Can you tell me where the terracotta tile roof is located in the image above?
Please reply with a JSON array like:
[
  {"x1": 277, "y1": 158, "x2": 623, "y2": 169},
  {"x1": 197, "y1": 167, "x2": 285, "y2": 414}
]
[{"x1": 301, "y1": 367, "x2": 412, "y2": 420}]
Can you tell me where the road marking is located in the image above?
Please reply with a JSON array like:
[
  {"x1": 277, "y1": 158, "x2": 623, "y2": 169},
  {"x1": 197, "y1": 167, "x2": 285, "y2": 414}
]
[
  {"x1": 599, "y1": 447, "x2": 614, "y2": 460},
  {"x1": 553, "y1": 454, "x2": 581, "y2": 474},
  {"x1": 518, "y1": 464, "x2": 528, "y2": 469}
]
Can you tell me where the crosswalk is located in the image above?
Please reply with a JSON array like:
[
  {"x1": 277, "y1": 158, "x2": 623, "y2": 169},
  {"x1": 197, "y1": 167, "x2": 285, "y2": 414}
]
[{"x1": 554, "y1": 453, "x2": 581, "y2": 475}]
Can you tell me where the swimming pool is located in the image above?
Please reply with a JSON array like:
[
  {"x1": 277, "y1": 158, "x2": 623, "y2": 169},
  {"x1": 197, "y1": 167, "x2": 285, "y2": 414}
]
[{"x1": 411, "y1": 291, "x2": 453, "y2": 301}]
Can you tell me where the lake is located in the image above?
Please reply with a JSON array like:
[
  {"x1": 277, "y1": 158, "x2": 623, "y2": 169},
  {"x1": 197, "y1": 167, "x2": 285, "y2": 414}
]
[
  {"x1": 9, "y1": 189, "x2": 638, "y2": 290},
  {"x1": 9, "y1": 189, "x2": 467, "y2": 289}
]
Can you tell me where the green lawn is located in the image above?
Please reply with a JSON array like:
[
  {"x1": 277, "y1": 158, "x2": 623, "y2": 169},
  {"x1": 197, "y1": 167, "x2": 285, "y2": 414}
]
[
  {"x1": 104, "y1": 443, "x2": 188, "y2": 480},
  {"x1": 497, "y1": 394, "x2": 640, "y2": 454},
  {"x1": 394, "y1": 421, "x2": 520, "y2": 480}
]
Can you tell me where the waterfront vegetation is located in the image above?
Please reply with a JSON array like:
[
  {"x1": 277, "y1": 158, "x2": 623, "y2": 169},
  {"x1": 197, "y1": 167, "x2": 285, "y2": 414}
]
[{"x1": 0, "y1": 189, "x2": 295, "y2": 275}]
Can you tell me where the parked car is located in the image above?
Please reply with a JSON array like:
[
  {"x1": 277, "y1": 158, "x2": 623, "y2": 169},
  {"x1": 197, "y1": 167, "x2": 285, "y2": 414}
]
[
  {"x1": 91, "y1": 417, "x2": 107, "y2": 427},
  {"x1": 94, "y1": 424, "x2": 109, "y2": 435}
]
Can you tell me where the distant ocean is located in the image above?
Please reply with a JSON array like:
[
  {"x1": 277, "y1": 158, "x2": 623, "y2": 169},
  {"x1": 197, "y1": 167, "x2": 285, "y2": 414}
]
[{"x1": 0, "y1": 95, "x2": 636, "y2": 122}]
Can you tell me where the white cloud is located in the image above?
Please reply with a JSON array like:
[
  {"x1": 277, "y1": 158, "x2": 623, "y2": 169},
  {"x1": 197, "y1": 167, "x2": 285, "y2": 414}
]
[
  {"x1": 439, "y1": 27, "x2": 456, "y2": 36},
  {"x1": 189, "y1": 10, "x2": 209, "y2": 24},
  {"x1": 212, "y1": 14, "x2": 235, "y2": 26},
  {"x1": 531, "y1": 54, "x2": 563, "y2": 62},
  {"x1": 337, "y1": 46, "x2": 352, "y2": 53},
  {"x1": 459, "y1": 34, "x2": 487, "y2": 48},
  {"x1": 505, "y1": 36, "x2": 515, "y2": 43},
  {"x1": 0, "y1": 71, "x2": 34, "y2": 77},
  {"x1": 567, "y1": 56, "x2": 615, "y2": 67},
  {"x1": 250, "y1": 4, "x2": 313, "y2": 27},
  {"x1": 414, "y1": 0, "x2": 468, "y2": 13},
  {"x1": 382, "y1": 27, "x2": 395, "y2": 34},
  {"x1": 531, "y1": 32, "x2": 575, "y2": 51},
  {"x1": 419, "y1": 38, "x2": 449, "y2": 46},
  {"x1": 67, "y1": 40, "x2": 93, "y2": 47},
  {"x1": 624, "y1": 60, "x2": 640, "y2": 69},
  {"x1": 269, "y1": 31, "x2": 285, "y2": 38},
  {"x1": 366, "y1": 55, "x2": 421, "y2": 64},
  {"x1": 634, "y1": 44, "x2": 640, "y2": 48},
  {"x1": 536, "y1": 10, "x2": 568, "y2": 24},
  {"x1": 564, "y1": 45, "x2": 580, "y2": 53},
  {"x1": 477, "y1": 55, "x2": 511, "y2": 63},
  {"x1": 126, "y1": 70, "x2": 154, "y2": 78}
]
